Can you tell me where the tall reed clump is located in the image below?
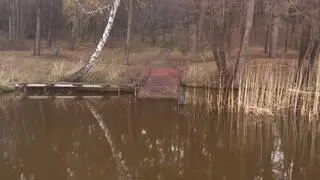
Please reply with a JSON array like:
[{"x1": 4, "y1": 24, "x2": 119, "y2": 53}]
[
  {"x1": 238, "y1": 64, "x2": 295, "y2": 115},
  {"x1": 223, "y1": 61, "x2": 320, "y2": 117},
  {"x1": 312, "y1": 61, "x2": 320, "y2": 117}
]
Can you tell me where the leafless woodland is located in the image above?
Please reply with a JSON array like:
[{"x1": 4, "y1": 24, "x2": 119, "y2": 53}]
[{"x1": 0, "y1": 0, "x2": 319, "y2": 84}]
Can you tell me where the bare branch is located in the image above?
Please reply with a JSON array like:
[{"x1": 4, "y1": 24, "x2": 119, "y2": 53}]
[
  {"x1": 74, "y1": 0, "x2": 111, "y2": 15},
  {"x1": 136, "y1": 0, "x2": 146, "y2": 8}
]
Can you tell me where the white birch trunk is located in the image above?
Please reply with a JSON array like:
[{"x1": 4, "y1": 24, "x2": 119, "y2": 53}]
[{"x1": 65, "y1": 0, "x2": 121, "y2": 81}]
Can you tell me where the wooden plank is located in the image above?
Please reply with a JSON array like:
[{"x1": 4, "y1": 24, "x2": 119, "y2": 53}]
[
  {"x1": 53, "y1": 84, "x2": 77, "y2": 88},
  {"x1": 82, "y1": 96, "x2": 105, "y2": 99},
  {"x1": 55, "y1": 96, "x2": 78, "y2": 99},
  {"x1": 23, "y1": 84, "x2": 47, "y2": 87},
  {"x1": 25, "y1": 96, "x2": 51, "y2": 99},
  {"x1": 82, "y1": 84, "x2": 103, "y2": 88},
  {"x1": 14, "y1": 83, "x2": 137, "y2": 97},
  {"x1": 17, "y1": 95, "x2": 106, "y2": 100},
  {"x1": 15, "y1": 83, "x2": 136, "y2": 89}
]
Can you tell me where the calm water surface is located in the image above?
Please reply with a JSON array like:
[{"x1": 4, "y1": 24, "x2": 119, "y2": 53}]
[{"x1": 0, "y1": 92, "x2": 319, "y2": 180}]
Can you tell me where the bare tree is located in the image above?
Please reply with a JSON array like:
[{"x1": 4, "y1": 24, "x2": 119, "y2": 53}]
[
  {"x1": 34, "y1": 0, "x2": 41, "y2": 56},
  {"x1": 191, "y1": 23, "x2": 197, "y2": 61},
  {"x1": 47, "y1": 0, "x2": 53, "y2": 48},
  {"x1": 269, "y1": 12, "x2": 280, "y2": 58},
  {"x1": 64, "y1": 0, "x2": 121, "y2": 82},
  {"x1": 124, "y1": 0, "x2": 133, "y2": 65},
  {"x1": 8, "y1": 0, "x2": 12, "y2": 41},
  {"x1": 9, "y1": 0, "x2": 16, "y2": 41},
  {"x1": 232, "y1": 0, "x2": 255, "y2": 85}
]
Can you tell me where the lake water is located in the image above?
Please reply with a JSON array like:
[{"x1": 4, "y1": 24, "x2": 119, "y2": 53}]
[{"x1": 0, "y1": 91, "x2": 319, "y2": 180}]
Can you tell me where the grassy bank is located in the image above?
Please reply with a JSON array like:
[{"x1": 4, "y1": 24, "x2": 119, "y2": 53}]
[
  {"x1": 1, "y1": 42, "x2": 319, "y2": 117},
  {"x1": 0, "y1": 43, "x2": 165, "y2": 87},
  {"x1": 181, "y1": 47, "x2": 320, "y2": 117}
]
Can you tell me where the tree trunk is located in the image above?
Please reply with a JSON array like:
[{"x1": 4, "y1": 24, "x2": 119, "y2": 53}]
[
  {"x1": 69, "y1": 23, "x2": 77, "y2": 50},
  {"x1": 292, "y1": 16, "x2": 299, "y2": 49},
  {"x1": 19, "y1": 0, "x2": 24, "y2": 39},
  {"x1": 8, "y1": 0, "x2": 12, "y2": 40},
  {"x1": 212, "y1": 45, "x2": 228, "y2": 75},
  {"x1": 151, "y1": 17, "x2": 157, "y2": 46},
  {"x1": 186, "y1": 23, "x2": 190, "y2": 50},
  {"x1": 231, "y1": 0, "x2": 255, "y2": 85},
  {"x1": 34, "y1": 0, "x2": 41, "y2": 56},
  {"x1": 227, "y1": 11, "x2": 234, "y2": 57},
  {"x1": 191, "y1": 0, "x2": 206, "y2": 61},
  {"x1": 162, "y1": 24, "x2": 166, "y2": 41},
  {"x1": 211, "y1": 22, "x2": 228, "y2": 76},
  {"x1": 298, "y1": 24, "x2": 312, "y2": 70},
  {"x1": 291, "y1": 20, "x2": 296, "y2": 49},
  {"x1": 269, "y1": 16, "x2": 280, "y2": 58},
  {"x1": 47, "y1": 0, "x2": 53, "y2": 48},
  {"x1": 264, "y1": 26, "x2": 270, "y2": 54},
  {"x1": 15, "y1": 0, "x2": 20, "y2": 40},
  {"x1": 63, "y1": 0, "x2": 121, "y2": 82},
  {"x1": 124, "y1": 0, "x2": 133, "y2": 65},
  {"x1": 197, "y1": 0, "x2": 206, "y2": 50},
  {"x1": 304, "y1": 27, "x2": 319, "y2": 84},
  {"x1": 191, "y1": 23, "x2": 197, "y2": 61},
  {"x1": 284, "y1": 21, "x2": 289, "y2": 52},
  {"x1": 309, "y1": 39, "x2": 319, "y2": 70},
  {"x1": 10, "y1": 0, "x2": 16, "y2": 41},
  {"x1": 296, "y1": 23, "x2": 314, "y2": 84}
]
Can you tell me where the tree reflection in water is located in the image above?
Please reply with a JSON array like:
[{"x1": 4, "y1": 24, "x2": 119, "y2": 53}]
[{"x1": 0, "y1": 92, "x2": 319, "y2": 180}]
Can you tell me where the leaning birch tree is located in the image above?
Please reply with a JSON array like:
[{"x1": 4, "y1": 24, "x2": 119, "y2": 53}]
[{"x1": 64, "y1": 0, "x2": 121, "y2": 82}]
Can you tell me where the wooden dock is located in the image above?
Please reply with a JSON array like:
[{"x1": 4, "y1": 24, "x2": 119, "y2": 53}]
[
  {"x1": 137, "y1": 49, "x2": 182, "y2": 100},
  {"x1": 15, "y1": 82, "x2": 137, "y2": 95},
  {"x1": 13, "y1": 49, "x2": 184, "y2": 102}
]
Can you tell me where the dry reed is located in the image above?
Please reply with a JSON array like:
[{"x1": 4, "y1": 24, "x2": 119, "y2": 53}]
[{"x1": 222, "y1": 61, "x2": 320, "y2": 117}]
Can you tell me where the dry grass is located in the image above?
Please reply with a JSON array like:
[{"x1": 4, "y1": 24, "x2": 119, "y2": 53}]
[
  {"x1": 39, "y1": 57, "x2": 134, "y2": 84},
  {"x1": 0, "y1": 44, "x2": 164, "y2": 88},
  {"x1": 182, "y1": 61, "x2": 217, "y2": 87},
  {"x1": 0, "y1": 64, "x2": 28, "y2": 87},
  {"x1": 83, "y1": 58, "x2": 128, "y2": 84},
  {"x1": 47, "y1": 61, "x2": 81, "y2": 82}
]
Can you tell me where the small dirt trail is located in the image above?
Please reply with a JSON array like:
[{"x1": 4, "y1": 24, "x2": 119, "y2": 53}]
[{"x1": 137, "y1": 48, "x2": 182, "y2": 99}]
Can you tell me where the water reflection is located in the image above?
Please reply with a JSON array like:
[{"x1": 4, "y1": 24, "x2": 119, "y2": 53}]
[{"x1": 0, "y1": 92, "x2": 319, "y2": 180}]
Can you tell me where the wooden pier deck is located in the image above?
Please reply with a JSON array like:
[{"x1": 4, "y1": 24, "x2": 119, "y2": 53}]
[
  {"x1": 137, "y1": 49, "x2": 182, "y2": 100},
  {"x1": 15, "y1": 82, "x2": 137, "y2": 95}
]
